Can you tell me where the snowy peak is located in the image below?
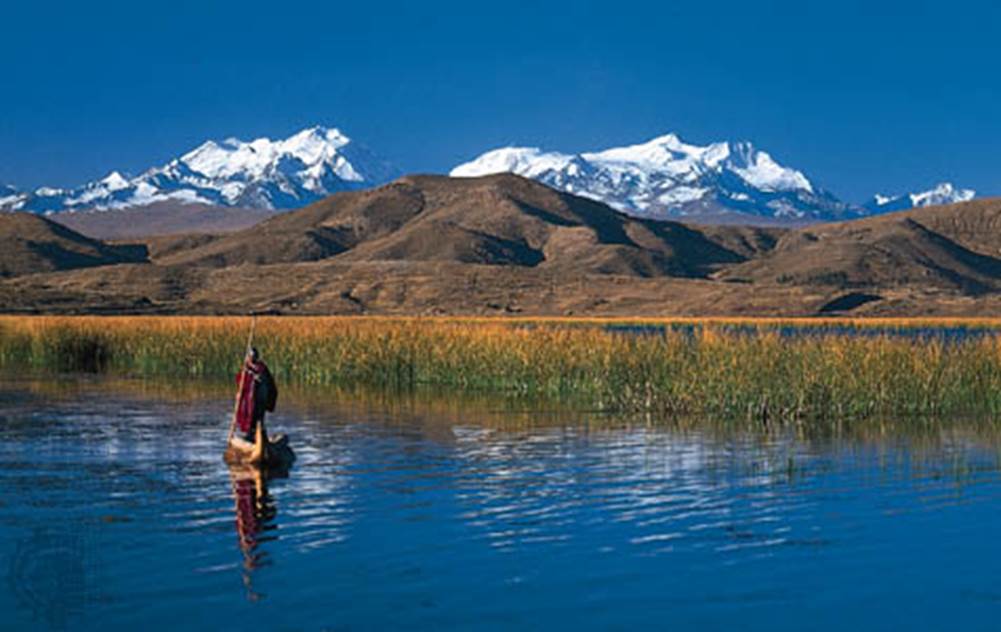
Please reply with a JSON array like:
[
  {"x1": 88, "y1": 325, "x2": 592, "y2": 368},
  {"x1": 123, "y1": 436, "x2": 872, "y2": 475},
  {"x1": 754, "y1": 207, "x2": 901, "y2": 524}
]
[
  {"x1": 451, "y1": 133, "x2": 843, "y2": 221},
  {"x1": 725, "y1": 144, "x2": 814, "y2": 193},
  {"x1": 451, "y1": 147, "x2": 578, "y2": 180},
  {"x1": 0, "y1": 184, "x2": 26, "y2": 210},
  {"x1": 866, "y1": 182, "x2": 976, "y2": 213},
  {"x1": 99, "y1": 171, "x2": 130, "y2": 190},
  {"x1": 178, "y1": 126, "x2": 357, "y2": 182},
  {"x1": 1, "y1": 126, "x2": 985, "y2": 225},
  {"x1": 583, "y1": 133, "x2": 702, "y2": 167},
  {"x1": 914, "y1": 182, "x2": 976, "y2": 206},
  {"x1": 2, "y1": 126, "x2": 400, "y2": 214}
]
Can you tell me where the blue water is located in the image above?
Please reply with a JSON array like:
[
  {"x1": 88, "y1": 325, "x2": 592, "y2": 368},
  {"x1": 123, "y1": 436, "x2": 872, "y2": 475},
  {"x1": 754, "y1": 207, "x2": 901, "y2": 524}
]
[
  {"x1": 601, "y1": 322, "x2": 1001, "y2": 343},
  {"x1": 3, "y1": 379, "x2": 1001, "y2": 630}
]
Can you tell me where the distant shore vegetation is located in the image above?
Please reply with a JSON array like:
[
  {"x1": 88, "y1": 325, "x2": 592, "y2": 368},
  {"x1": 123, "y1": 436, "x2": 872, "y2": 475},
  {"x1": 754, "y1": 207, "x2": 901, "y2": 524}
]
[{"x1": 3, "y1": 316, "x2": 1001, "y2": 422}]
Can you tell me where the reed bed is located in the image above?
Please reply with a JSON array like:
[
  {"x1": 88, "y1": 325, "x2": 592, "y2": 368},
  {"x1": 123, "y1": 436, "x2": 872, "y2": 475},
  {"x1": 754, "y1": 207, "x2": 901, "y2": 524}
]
[{"x1": 3, "y1": 315, "x2": 1001, "y2": 422}]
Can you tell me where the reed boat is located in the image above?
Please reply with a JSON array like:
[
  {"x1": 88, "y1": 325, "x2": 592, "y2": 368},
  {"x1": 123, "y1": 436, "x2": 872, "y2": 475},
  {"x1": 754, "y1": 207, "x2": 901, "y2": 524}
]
[{"x1": 224, "y1": 422, "x2": 295, "y2": 468}]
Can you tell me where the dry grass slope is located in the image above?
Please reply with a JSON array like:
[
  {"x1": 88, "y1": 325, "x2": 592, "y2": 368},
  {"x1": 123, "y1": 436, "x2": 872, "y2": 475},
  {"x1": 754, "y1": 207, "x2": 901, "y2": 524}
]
[
  {"x1": 721, "y1": 198, "x2": 1001, "y2": 295},
  {"x1": 0, "y1": 213, "x2": 147, "y2": 278},
  {"x1": 53, "y1": 202, "x2": 279, "y2": 239},
  {"x1": 152, "y1": 174, "x2": 777, "y2": 277},
  {"x1": 1, "y1": 178, "x2": 1001, "y2": 317}
]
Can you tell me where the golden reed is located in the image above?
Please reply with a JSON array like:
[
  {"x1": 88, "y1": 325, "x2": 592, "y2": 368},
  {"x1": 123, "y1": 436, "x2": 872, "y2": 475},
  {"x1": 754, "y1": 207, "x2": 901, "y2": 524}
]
[{"x1": 2, "y1": 315, "x2": 1001, "y2": 421}]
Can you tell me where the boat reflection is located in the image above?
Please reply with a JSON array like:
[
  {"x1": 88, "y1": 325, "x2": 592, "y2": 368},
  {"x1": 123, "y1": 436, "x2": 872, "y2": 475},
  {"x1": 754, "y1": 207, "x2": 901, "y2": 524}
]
[{"x1": 228, "y1": 465, "x2": 283, "y2": 601}]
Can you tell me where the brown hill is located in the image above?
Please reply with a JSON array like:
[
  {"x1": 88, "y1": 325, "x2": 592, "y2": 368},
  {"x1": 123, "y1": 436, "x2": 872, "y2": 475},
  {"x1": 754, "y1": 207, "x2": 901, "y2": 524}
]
[
  {"x1": 890, "y1": 198, "x2": 1001, "y2": 257},
  {"x1": 53, "y1": 202, "x2": 278, "y2": 239},
  {"x1": 4, "y1": 180, "x2": 1001, "y2": 317},
  {"x1": 0, "y1": 213, "x2": 147, "y2": 278},
  {"x1": 154, "y1": 174, "x2": 782, "y2": 277},
  {"x1": 719, "y1": 197, "x2": 1001, "y2": 295}
]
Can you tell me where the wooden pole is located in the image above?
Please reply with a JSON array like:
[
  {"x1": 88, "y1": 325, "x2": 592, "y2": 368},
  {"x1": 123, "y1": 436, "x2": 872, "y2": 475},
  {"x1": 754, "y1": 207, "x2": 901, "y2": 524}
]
[{"x1": 227, "y1": 314, "x2": 258, "y2": 443}]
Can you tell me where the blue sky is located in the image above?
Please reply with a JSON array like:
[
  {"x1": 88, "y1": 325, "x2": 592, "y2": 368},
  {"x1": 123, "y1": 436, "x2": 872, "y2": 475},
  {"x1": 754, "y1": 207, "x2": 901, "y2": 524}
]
[{"x1": 0, "y1": 0, "x2": 998, "y2": 201}]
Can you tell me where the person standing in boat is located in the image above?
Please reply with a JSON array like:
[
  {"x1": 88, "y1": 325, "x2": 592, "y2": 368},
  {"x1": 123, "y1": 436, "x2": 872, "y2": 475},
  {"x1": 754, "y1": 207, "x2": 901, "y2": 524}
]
[{"x1": 235, "y1": 347, "x2": 278, "y2": 442}]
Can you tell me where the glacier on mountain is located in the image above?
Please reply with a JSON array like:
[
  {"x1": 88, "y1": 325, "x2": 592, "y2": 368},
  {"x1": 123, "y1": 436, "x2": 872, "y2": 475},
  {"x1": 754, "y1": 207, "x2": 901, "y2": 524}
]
[
  {"x1": 1, "y1": 128, "x2": 982, "y2": 223},
  {"x1": 451, "y1": 134, "x2": 855, "y2": 221},
  {"x1": 0, "y1": 184, "x2": 25, "y2": 210},
  {"x1": 0, "y1": 126, "x2": 399, "y2": 213},
  {"x1": 864, "y1": 182, "x2": 976, "y2": 213}
]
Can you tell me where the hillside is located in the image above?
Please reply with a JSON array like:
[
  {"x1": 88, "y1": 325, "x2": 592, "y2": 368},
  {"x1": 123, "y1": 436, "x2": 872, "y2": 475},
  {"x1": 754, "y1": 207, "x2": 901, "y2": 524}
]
[
  {"x1": 53, "y1": 202, "x2": 279, "y2": 239},
  {"x1": 719, "y1": 198, "x2": 1001, "y2": 295},
  {"x1": 0, "y1": 213, "x2": 147, "y2": 278},
  {"x1": 154, "y1": 174, "x2": 782, "y2": 277},
  {"x1": 1, "y1": 178, "x2": 1001, "y2": 317}
]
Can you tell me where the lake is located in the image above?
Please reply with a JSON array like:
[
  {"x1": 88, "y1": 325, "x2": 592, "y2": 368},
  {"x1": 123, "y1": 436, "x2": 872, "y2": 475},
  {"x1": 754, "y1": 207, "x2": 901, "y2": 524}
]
[{"x1": 2, "y1": 377, "x2": 1001, "y2": 631}]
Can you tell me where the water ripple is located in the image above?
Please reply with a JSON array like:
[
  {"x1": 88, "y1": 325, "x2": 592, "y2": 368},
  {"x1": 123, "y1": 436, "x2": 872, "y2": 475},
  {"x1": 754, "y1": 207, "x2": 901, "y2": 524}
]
[{"x1": 3, "y1": 379, "x2": 1001, "y2": 630}]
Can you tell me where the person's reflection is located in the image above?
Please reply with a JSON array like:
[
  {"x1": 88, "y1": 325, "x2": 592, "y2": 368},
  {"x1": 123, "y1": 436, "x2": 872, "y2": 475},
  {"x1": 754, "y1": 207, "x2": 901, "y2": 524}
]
[{"x1": 229, "y1": 465, "x2": 280, "y2": 601}]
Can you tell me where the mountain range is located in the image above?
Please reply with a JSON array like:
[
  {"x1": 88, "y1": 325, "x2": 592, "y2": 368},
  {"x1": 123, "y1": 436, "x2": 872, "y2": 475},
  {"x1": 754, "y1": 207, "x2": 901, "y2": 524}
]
[
  {"x1": 862, "y1": 182, "x2": 976, "y2": 214},
  {"x1": 452, "y1": 136, "x2": 977, "y2": 223},
  {"x1": 0, "y1": 126, "x2": 979, "y2": 224},
  {"x1": 2, "y1": 173, "x2": 1000, "y2": 317},
  {"x1": 0, "y1": 126, "x2": 399, "y2": 214}
]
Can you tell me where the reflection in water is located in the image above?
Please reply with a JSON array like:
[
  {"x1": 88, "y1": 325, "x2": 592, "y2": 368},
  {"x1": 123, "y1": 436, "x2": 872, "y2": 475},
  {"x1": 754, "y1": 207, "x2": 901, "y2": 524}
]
[
  {"x1": 4, "y1": 376, "x2": 1001, "y2": 630},
  {"x1": 229, "y1": 466, "x2": 280, "y2": 602}
]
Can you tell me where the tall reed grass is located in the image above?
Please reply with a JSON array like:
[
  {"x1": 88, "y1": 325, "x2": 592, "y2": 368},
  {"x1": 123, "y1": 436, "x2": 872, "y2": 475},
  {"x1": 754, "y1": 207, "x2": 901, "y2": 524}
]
[{"x1": 2, "y1": 316, "x2": 1001, "y2": 421}]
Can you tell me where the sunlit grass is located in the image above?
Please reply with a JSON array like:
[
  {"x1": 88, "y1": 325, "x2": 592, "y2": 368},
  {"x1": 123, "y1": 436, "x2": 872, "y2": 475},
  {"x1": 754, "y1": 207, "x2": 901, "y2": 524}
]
[{"x1": 3, "y1": 315, "x2": 1001, "y2": 421}]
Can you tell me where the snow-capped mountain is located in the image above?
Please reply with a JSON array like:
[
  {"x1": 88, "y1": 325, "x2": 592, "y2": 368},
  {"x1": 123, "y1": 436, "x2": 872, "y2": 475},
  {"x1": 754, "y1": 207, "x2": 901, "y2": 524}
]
[
  {"x1": 451, "y1": 134, "x2": 858, "y2": 221},
  {"x1": 0, "y1": 184, "x2": 25, "y2": 209},
  {"x1": 2, "y1": 127, "x2": 983, "y2": 224},
  {"x1": 864, "y1": 182, "x2": 976, "y2": 214},
  {"x1": 1, "y1": 126, "x2": 400, "y2": 213}
]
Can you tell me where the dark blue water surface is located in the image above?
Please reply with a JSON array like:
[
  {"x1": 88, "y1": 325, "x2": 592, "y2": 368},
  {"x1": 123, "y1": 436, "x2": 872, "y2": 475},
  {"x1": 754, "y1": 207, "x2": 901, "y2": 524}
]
[{"x1": 3, "y1": 378, "x2": 1001, "y2": 631}]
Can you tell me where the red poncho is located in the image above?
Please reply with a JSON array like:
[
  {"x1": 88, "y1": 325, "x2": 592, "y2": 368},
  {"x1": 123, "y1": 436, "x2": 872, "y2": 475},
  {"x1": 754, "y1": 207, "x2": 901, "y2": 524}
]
[{"x1": 234, "y1": 363, "x2": 260, "y2": 434}]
